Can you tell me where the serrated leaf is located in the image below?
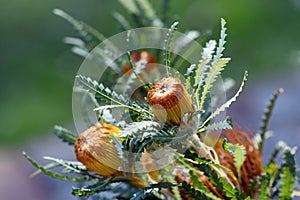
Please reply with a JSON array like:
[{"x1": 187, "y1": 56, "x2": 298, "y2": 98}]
[
  {"x1": 199, "y1": 71, "x2": 248, "y2": 130},
  {"x1": 279, "y1": 149, "x2": 296, "y2": 200},
  {"x1": 267, "y1": 141, "x2": 287, "y2": 166},
  {"x1": 224, "y1": 141, "x2": 246, "y2": 182},
  {"x1": 53, "y1": 9, "x2": 105, "y2": 47},
  {"x1": 213, "y1": 18, "x2": 227, "y2": 62},
  {"x1": 119, "y1": 121, "x2": 160, "y2": 138},
  {"x1": 232, "y1": 144, "x2": 246, "y2": 181},
  {"x1": 164, "y1": 21, "x2": 179, "y2": 75},
  {"x1": 72, "y1": 179, "x2": 112, "y2": 197},
  {"x1": 54, "y1": 125, "x2": 77, "y2": 145},
  {"x1": 76, "y1": 75, "x2": 152, "y2": 119},
  {"x1": 198, "y1": 57, "x2": 231, "y2": 111},
  {"x1": 23, "y1": 152, "x2": 93, "y2": 182},
  {"x1": 257, "y1": 88, "x2": 284, "y2": 151},
  {"x1": 202, "y1": 117, "x2": 232, "y2": 132},
  {"x1": 194, "y1": 40, "x2": 217, "y2": 102},
  {"x1": 123, "y1": 59, "x2": 148, "y2": 94},
  {"x1": 258, "y1": 173, "x2": 270, "y2": 200}
]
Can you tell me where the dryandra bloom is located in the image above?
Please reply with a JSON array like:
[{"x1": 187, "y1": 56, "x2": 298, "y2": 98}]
[
  {"x1": 123, "y1": 51, "x2": 155, "y2": 73},
  {"x1": 214, "y1": 127, "x2": 262, "y2": 195},
  {"x1": 175, "y1": 126, "x2": 262, "y2": 198},
  {"x1": 74, "y1": 122, "x2": 123, "y2": 177},
  {"x1": 147, "y1": 77, "x2": 194, "y2": 125}
]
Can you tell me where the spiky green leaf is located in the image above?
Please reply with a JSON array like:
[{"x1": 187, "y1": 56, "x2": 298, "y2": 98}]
[
  {"x1": 198, "y1": 57, "x2": 230, "y2": 111},
  {"x1": 213, "y1": 18, "x2": 227, "y2": 62},
  {"x1": 75, "y1": 75, "x2": 152, "y2": 119},
  {"x1": 199, "y1": 71, "x2": 248, "y2": 130},
  {"x1": 164, "y1": 21, "x2": 179, "y2": 75},
  {"x1": 23, "y1": 152, "x2": 93, "y2": 182},
  {"x1": 72, "y1": 179, "x2": 112, "y2": 197},
  {"x1": 257, "y1": 88, "x2": 284, "y2": 151},
  {"x1": 258, "y1": 173, "x2": 270, "y2": 200},
  {"x1": 279, "y1": 149, "x2": 296, "y2": 200},
  {"x1": 54, "y1": 125, "x2": 77, "y2": 145}
]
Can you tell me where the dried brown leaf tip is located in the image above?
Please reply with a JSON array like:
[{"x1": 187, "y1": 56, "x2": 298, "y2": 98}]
[
  {"x1": 74, "y1": 122, "x2": 123, "y2": 177},
  {"x1": 147, "y1": 77, "x2": 194, "y2": 125}
]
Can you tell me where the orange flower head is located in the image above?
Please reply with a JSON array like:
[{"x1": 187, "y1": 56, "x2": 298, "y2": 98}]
[
  {"x1": 123, "y1": 51, "x2": 156, "y2": 73},
  {"x1": 74, "y1": 122, "x2": 123, "y2": 177},
  {"x1": 147, "y1": 77, "x2": 194, "y2": 125},
  {"x1": 213, "y1": 126, "x2": 262, "y2": 195}
]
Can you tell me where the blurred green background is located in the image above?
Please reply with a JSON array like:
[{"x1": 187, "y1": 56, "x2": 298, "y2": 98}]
[{"x1": 1, "y1": 0, "x2": 300, "y2": 146}]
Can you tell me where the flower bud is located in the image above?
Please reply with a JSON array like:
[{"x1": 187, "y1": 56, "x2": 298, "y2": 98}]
[
  {"x1": 123, "y1": 51, "x2": 155, "y2": 73},
  {"x1": 74, "y1": 122, "x2": 123, "y2": 177},
  {"x1": 147, "y1": 77, "x2": 194, "y2": 125}
]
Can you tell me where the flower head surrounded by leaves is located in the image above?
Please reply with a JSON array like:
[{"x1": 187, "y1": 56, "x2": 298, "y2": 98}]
[{"x1": 24, "y1": 1, "x2": 300, "y2": 199}]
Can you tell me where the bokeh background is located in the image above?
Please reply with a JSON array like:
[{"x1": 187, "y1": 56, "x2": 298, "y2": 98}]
[{"x1": 1, "y1": 0, "x2": 299, "y2": 199}]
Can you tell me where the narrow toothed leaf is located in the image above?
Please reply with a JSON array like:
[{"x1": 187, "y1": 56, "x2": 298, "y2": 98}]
[
  {"x1": 200, "y1": 71, "x2": 248, "y2": 129},
  {"x1": 54, "y1": 125, "x2": 77, "y2": 145},
  {"x1": 257, "y1": 88, "x2": 284, "y2": 151}
]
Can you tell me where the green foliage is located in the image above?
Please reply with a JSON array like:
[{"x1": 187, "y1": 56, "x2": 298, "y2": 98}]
[
  {"x1": 23, "y1": 1, "x2": 300, "y2": 199},
  {"x1": 54, "y1": 125, "x2": 77, "y2": 145},
  {"x1": 279, "y1": 149, "x2": 296, "y2": 200},
  {"x1": 118, "y1": 0, "x2": 163, "y2": 27},
  {"x1": 223, "y1": 140, "x2": 246, "y2": 183},
  {"x1": 121, "y1": 124, "x2": 177, "y2": 153},
  {"x1": 267, "y1": 141, "x2": 287, "y2": 166},
  {"x1": 76, "y1": 75, "x2": 153, "y2": 120},
  {"x1": 53, "y1": 9, "x2": 106, "y2": 51},
  {"x1": 176, "y1": 154, "x2": 246, "y2": 199},
  {"x1": 164, "y1": 21, "x2": 179, "y2": 75},
  {"x1": 23, "y1": 152, "x2": 95, "y2": 182},
  {"x1": 72, "y1": 179, "x2": 112, "y2": 197},
  {"x1": 201, "y1": 115, "x2": 232, "y2": 132},
  {"x1": 258, "y1": 173, "x2": 270, "y2": 200},
  {"x1": 119, "y1": 121, "x2": 161, "y2": 138},
  {"x1": 256, "y1": 88, "x2": 284, "y2": 151},
  {"x1": 198, "y1": 71, "x2": 248, "y2": 132}
]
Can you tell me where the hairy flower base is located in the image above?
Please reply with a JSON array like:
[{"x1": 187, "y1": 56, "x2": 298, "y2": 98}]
[
  {"x1": 147, "y1": 77, "x2": 194, "y2": 125},
  {"x1": 74, "y1": 122, "x2": 123, "y2": 177}
]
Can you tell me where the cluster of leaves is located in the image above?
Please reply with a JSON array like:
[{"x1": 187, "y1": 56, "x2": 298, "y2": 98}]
[
  {"x1": 23, "y1": 0, "x2": 300, "y2": 199},
  {"x1": 253, "y1": 89, "x2": 298, "y2": 200}
]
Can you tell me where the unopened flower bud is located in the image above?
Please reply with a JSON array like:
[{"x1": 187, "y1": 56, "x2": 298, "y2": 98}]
[
  {"x1": 74, "y1": 122, "x2": 123, "y2": 177},
  {"x1": 147, "y1": 77, "x2": 194, "y2": 125},
  {"x1": 123, "y1": 51, "x2": 155, "y2": 73}
]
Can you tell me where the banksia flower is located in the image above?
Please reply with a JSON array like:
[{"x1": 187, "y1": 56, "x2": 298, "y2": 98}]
[
  {"x1": 176, "y1": 126, "x2": 262, "y2": 199},
  {"x1": 74, "y1": 122, "x2": 123, "y2": 177},
  {"x1": 123, "y1": 51, "x2": 155, "y2": 73},
  {"x1": 147, "y1": 77, "x2": 194, "y2": 125},
  {"x1": 214, "y1": 126, "x2": 262, "y2": 195}
]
